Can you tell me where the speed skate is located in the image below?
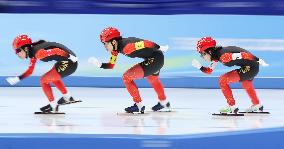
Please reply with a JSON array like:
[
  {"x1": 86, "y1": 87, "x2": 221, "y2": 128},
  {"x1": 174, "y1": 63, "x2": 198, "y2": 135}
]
[
  {"x1": 34, "y1": 111, "x2": 65, "y2": 114},
  {"x1": 212, "y1": 113, "x2": 244, "y2": 116},
  {"x1": 239, "y1": 105, "x2": 270, "y2": 114},
  {"x1": 239, "y1": 111, "x2": 270, "y2": 114}
]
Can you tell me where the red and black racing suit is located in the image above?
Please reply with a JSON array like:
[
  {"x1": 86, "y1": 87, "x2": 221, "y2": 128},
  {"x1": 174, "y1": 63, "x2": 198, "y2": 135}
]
[
  {"x1": 200, "y1": 46, "x2": 260, "y2": 106},
  {"x1": 100, "y1": 37, "x2": 166, "y2": 103},
  {"x1": 19, "y1": 40, "x2": 78, "y2": 102}
]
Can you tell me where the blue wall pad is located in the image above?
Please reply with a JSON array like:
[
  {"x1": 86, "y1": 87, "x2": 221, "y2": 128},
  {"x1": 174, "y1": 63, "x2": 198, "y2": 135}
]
[
  {"x1": 1, "y1": 0, "x2": 284, "y2": 15},
  {"x1": 0, "y1": 76, "x2": 283, "y2": 89},
  {"x1": 0, "y1": 127, "x2": 283, "y2": 149}
]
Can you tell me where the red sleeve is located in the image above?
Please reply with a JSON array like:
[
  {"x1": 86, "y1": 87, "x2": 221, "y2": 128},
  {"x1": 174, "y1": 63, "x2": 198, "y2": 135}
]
[
  {"x1": 35, "y1": 48, "x2": 69, "y2": 60},
  {"x1": 220, "y1": 53, "x2": 233, "y2": 63},
  {"x1": 123, "y1": 40, "x2": 157, "y2": 55},
  {"x1": 240, "y1": 52, "x2": 255, "y2": 60},
  {"x1": 19, "y1": 58, "x2": 37, "y2": 80},
  {"x1": 101, "y1": 51, "x2": 118, "y2": 69},
  {"x1": 200, "y1": 67, "x2": 213, "y2": 74},
  {"x1": 200, "y1": 60, "x2": 217, "y2": 75}
]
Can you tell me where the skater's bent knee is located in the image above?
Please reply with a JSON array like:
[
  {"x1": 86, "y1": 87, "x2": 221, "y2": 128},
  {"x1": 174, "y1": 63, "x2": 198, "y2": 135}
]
[
  {"x1": 219, "y1": 76, "x2": 228, "y2": 86},
  {"x1": 146, "y1": 75, "x2": 159, "y2": 84},
  {"x1": 122, "y1": 73, "x2": 132, "y2": 83},
  {"x1": 40, "y1": 77, "x2": 47, "y2": 84},
  {"x1": 242, "y1": 80, "x2": 253, "y2": 89}
]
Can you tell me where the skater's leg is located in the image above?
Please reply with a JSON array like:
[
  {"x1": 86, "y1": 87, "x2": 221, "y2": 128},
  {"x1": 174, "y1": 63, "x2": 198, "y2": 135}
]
[
  {"x1": 54, "y1": 61, "x2": 79, "y2": 104},
  {"x1": 40, "y1": 68, "x2": 61, "y2": 111},
  {"x1": 141, "y1": 51, "x2": 168, "y2": 111},
  {"x1": 53, "y1": 80, "x2": 67, "y2": 94},
  {"x1": 147, "y1": 75, "x2": 170, "y2": 111},
  {"x1": 146, "y1": 75, "x2": 166, "y2": 101},
  {"x1": 219, "y1": 70, "x2": 240, "y2": 106},
  {"x1": 53, "y1": 80, "x2": 73, "y2": 101},
  {"x1": 40, "y1": 68, "x2": 61, "y2": 102},
  {"x1": 242, "y1": 80, "x2": 260, "y2": 105},
  {"x1": 238, "y1": 64, "x2": 262, "y2": 112},
  {"x1": 54, "y1": 79, "x2": 74, "y2": 99},
  {"x1": 40, "y1": 81, "x2": 54, "y2": 102},
  {"x1": 122, "y1": 64, "x2": 144, "y2": 103}
]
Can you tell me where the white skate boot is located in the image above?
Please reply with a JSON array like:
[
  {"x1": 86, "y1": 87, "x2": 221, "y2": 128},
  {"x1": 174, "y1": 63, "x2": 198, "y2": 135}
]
[
  {"x1": 245, "y1": 104, "x2": 263, "y2": 112},
  {"x1": 212, "y1": 105, "x2": 244, "y2": 116},
  {"x1": 239, "y1": 104, "x2": 270, "y2": 114},
  {"x1": 219, "y1": 105, "x2": 239, "y2": 114}
]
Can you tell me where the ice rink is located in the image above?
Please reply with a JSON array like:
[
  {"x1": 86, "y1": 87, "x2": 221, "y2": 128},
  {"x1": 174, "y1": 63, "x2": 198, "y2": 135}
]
[{"x1": 0, "y1": 87, "x2": 283, "y2": 135}]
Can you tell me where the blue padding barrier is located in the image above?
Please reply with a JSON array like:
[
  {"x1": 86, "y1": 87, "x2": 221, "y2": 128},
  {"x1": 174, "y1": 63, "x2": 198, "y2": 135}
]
[
  {"x1": 1, "y1": 0, "x2": 284, "y2": 15},
  {"x1": 0, "y1": 76, "x2": 283, "y2": 89},
  {"x1": 0, "y1": 127, "x2": 283, "y2": 149}
]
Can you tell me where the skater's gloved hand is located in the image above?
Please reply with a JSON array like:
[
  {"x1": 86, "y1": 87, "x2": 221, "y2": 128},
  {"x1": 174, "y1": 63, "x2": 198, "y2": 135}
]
[
  {"x1": 6, "y1": 77, "x2": 20, "y2": 85},
  {"x1": 232, "y1": 53, "x2": 242, "y2": 60},
  {"x1": 68, "y1": 54, "x2": 78, "y2": 63},
  {"x1": 159, "y1": 45, "x2": 169, "y2": 52},
  {"x1": 88, "y1": 57, "x2": 102, "y2": 68},
  {"x1": 258, "y1": 59, "x2": 269, "y2": 67},
  {"x1": 192, "y1": 59, "x2": 202, "y2": 69}
]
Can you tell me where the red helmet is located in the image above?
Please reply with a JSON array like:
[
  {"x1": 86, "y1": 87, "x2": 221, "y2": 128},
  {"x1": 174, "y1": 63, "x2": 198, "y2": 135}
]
[
  {"x1": 196, "y1": 36, "x2": 216, "y2": 53},
  {"x1": 13, "y1": 35, "x2": 32, "y2": 51},
  {"x1": 100, "y1": 27, "x2": 121, "y2": 42}
]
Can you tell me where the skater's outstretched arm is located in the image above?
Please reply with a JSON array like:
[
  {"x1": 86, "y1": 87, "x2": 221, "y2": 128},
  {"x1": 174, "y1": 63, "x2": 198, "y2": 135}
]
[
  {"x1": 88, "y1": 51, "x2": 118, "y2": 69},
  {"x1": 7, "y1": 58, "x2": 37, "y2": 85},
  {"x1": 100, "y1": 51, "x2": 118, "y2": 69},
  {"x1": 200, "y1": 60, "x2": 217, "y2": 74},
  {"x1": 192, "y1": 59, "x2": 217, "y2": 75},
  {"x1": 19, "y1": 58, "x2": 37, "y2": 80}
]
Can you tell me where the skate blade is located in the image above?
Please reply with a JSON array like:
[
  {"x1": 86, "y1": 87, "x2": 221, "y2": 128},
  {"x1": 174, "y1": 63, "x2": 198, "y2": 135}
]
[
  {"x1": 152, "y1": 107, "x2": 172, "y2": 112},
  {"x1": 151, "y1": 109, "x2": 176, "y2": 113},
  {"x1": 59, "y1": 100, "x2": 82, "y2": 105},
  {"x1": 212, "y1": 113, "x2": 244, "y2": 116},
  {"x1": 117, "y1": 112, "x2": 149, "y2": 116},
  {"x1": 239, "y1": 111, "x2": 270, "y2": 114},
  {"x1": 34, "y1": 112, "x2": 65, "y2": 114}
]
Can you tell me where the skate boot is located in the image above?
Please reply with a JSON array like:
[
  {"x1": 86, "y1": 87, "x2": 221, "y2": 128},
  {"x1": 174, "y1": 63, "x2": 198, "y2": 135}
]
[
  {"x1": 57, "y1": 97, "x2": 70, "y2": 105},
  {"x1": 245, "y1": 104, "x2": 263, "y2": 112},
  {"x1": 68, "y1": 97, "x2": 77, "y2": 103},
  {"x1": 125, "y1": 103, "x2": 145, "y2": 114},
  {"x1": 40, "y1": 104, "x2": 58, "y2": 113},
  {"x1": 152, "y1": 102, "x2": 171, "y2": 112},
  {"x1": 57, "y1": 96, "x2": 81, "y2": 105},
  {"x1": 219, "y1": 105, "x2": 239, "y2": 114}
]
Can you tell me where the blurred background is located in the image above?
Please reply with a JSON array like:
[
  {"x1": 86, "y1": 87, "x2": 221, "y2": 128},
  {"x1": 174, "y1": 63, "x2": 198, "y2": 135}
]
[
  {"x1": 0, "y1": 0, "x2": 283, "y2": 87},
  {"x1": 0, "y1": 1, "x2": 283, "y2": 149}
]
